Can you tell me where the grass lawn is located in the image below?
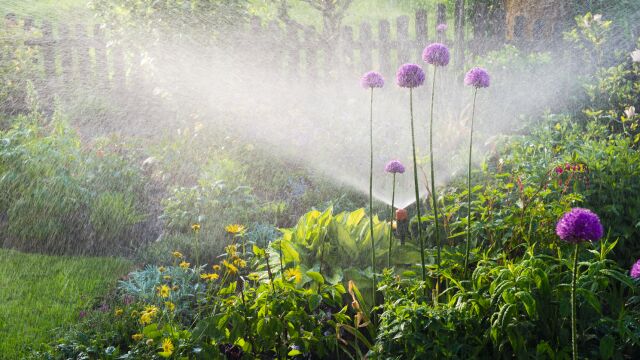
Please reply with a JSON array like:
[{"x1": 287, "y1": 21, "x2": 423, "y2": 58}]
[{"x1": 0, "y1": 249, "x2": 132, "y2": 359}]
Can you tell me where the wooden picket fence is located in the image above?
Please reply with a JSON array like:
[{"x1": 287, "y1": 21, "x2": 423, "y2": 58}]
[{"x1": 5, "y1": 5, "x2": 477, "y2": 109}]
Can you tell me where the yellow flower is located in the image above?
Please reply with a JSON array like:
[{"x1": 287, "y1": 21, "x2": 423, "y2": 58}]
[
  {"x1": 158, "y1": 266, "x2": 166, "y2": 272},
  {"x1": 172, "y1": 251, "x2": 184, "y2": 259},
  {"x1": 132, "y1": 333, "x2": 143, "y2": 341},
  {"x1": 212, "y1": 264, "x2": 221, "y2": 271},
  {"x1": 233, "y1": 258, "x2": 247, "y2": 268},
  {"x1": 139, "y1": 305, "x2": 159, "y2": 324},
  {"x1": 284, "y1": 267, "x2": 302, "y2": 284},
  {"x1": 163, "y1": 275, "x2": 172, "y2": 281},
  {"x1": 191, "y1": 223, "x2": 201, "y2": 232},
  {"x1": 157, "y1": 285, "x2": 171, "y2": 298},
  {"x1": 247, "y1": 272, "x2": 260, "y2": 281},
  {"x1": 225, "y1": 224, "x2": 246, "y2": 235},
  {"x1": 223, "y1": 260, "x2": 238, "y2": 275},
  {"x1": 164, "y1": 301, "x2": 175, "y2": 312},
  {"x1": 140, "y1": 312, "x2": 154, "y2": 325},
  {"x1": 114, "y1": 308, "x2": 123, "y2": 316},
  {"x1": 179, "y1": 261, "x2": 190, "y2": 269},
  {"x1": 200, "y1": 273, "x2": 219, "y2": 281},
  {"x1": 146, "y1": 339, "x2": 154, "y2": 346},
  {"x1": 172, "y1": 285, "x2": 179, "y2": 291},
  {"x1": 130, "y1": 310, "x2": 139, "y2": 318},
  {"x1": 225, "y1": 244, "x2": 237, "y2": 257},
  {"x1": 161, "y1": 338, "x2": 174, "y2": 356}
]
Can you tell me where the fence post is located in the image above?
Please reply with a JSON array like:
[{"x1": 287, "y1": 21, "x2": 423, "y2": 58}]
[
  {"x1": 396, "y1": 16, "x2": 409, "y2": 65},
  {"x1": 287, "y1": 23, "x2": 300, "y2": 77},
  {"x1": 416, "y1": 9, "x2": 428, "y2": 60},
  {"x1": 453, "y1": 0, "x2": 465, "y2": 71},
  {"x1": 437, "y1": 4, "x2": 447, "y2": 26},
  {"x1": 305, "y1": 26, "x2": 317, "y2": 79},
  {"x1": 341, "y1": 25, "x2": 355, "y2": 75},
  {"x1": 359, "y1": 22, "x2": 372, "y2": 73},
  {"x1": 93, "y1": 24, "x2": 109, "y2": 89},
  {"x1": 112, "y1": 43, "x2": 125, "y2": 90},
  {"x1": 58, "y1": 24, "x2": 73, "y2": 83},
  {"x1": 378, "y1": 20, "x2": 391, "y2": 76},
  {"x1": 41, "y1": 21, "x2": 56, "y2": 82},
  {"x1": 74, "y1": 24, "x2": 90, "y2": 85}
]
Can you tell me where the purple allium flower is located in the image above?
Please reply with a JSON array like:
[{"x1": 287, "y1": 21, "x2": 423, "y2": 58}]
[
  {"x1": 464, "y1": 67, "x2": 490, "y2": 88},
  {"x1": 361, "y1": 71, "x2": 384, "y2": 88},
  {"x1": 384, "y1": 160, "x2": 405, "y2": 174},
  {"x1": 556, "y1": 208, "x2": 604, "y2": 244},
  {"x1": 631, "y1": 259, "x2": 640, "y2": 279},
  {"x1": 436, "y1": 23, "x2": 447, "y2": 33},
  {"x1": 422, "y1": 43, "x2": 450, "y2": 67},
  {"x1": 396, "y1": 63, "x2": 425, "y2": 88}
]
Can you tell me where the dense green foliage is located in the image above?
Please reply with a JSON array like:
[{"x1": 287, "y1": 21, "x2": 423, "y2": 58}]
[{"x1": 0, "y1": 112, "x2": 154, "y2": 255}]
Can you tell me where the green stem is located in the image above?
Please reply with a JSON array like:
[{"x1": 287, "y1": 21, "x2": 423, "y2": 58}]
[
  {"x1": 409, "y1": 88, "x2": 427, "y2": 289},
  {"x1": 571, "y1": 243, "x2": 579, "y2": 360},
  {"x1": 369, "y1": 87, "x2": 377, "y2": 313},
  {"x1": 429, "y1": 66, "x2": 441, "y2": 299},
  {"x1": 463, "y1": 88, "x2": 478, "y2": 278},
  {"x1": 388, "y1": 174, "x2": 396, "y2": 268}
]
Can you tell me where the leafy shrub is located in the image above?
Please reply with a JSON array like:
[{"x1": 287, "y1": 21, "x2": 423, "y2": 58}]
[
  {"x1": 373, "y1": 240, "x2": 640, "y2": 358},
  {"x1": 0, "y1": 111, "x2": 155, "y2": 255},
  {"x1": 36, "y1": 245, "x2": 364, "y2": 359}
]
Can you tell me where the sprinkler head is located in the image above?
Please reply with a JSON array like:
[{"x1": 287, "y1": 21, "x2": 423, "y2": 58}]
[
  {"x1": 395, "y1": 208, "x2": 408, "y2": 221},
  {"x1": 395, "y1": 208, "x2": 409, "y2": 245}
]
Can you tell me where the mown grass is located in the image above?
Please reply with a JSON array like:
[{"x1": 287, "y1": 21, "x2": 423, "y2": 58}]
[{"x1": 0, "y1": 249, "x2": 132, "y2": 359}]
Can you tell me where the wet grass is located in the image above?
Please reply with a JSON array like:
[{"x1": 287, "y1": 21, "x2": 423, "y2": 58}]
[{"x1": 0, "y1": 249, "x2": 132, "y2": 358}]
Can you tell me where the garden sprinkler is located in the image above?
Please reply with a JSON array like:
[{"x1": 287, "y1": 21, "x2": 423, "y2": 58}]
[{"x1": 395, "y1": 208, "x2": 409, "y2": 246}]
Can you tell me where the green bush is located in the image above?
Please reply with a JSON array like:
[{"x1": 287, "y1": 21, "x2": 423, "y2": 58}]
[{"x1": 0, "y1": 111, "x2": 154, "y2": 255}]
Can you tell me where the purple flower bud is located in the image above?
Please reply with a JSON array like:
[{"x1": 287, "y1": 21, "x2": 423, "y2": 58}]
[
  {"x1": 360, "y1": 71, "x2": 384, "y2": 88},
  {"x1": 384, "y1": 160, "x2": 405, "y2": 174},
  {"x1": 556, "y1": 208, "x2": 604, "y2": 244},
  {"x1": 422, "y1": 43, "x2": 450, "y2": 67},
  {"x1": 631, "y1": 259, "x2": 640, "y2": 279},
  {"x1": 396, "y1": 63, "x2": 425, "y2": 88},
  {"x1": 464, "y1": 67, "x2": 490, "y2": 88},
  {"x1": 436, "y1": 24, "x2": 447, "y2": 33}
]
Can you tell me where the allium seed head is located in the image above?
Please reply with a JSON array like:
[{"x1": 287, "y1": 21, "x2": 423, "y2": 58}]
[
  {"x1": 464, "y1": 67, "x2": 490, "y2": 88},
  {"x1": 384, "y1": 160, "x2": 405, "y2": 174},
  {"x1": 556, "y1": 208, "x2": 604, "y2": 244},
  {"x1": 422, "y1": 43, "x2": 450, "y2": 66},
  {"x1": 396, "y1": 63, "x2": 425, "y2": 88},
  {"x1": 361, "y1": 71, "x2": 384, "y2": 88}
]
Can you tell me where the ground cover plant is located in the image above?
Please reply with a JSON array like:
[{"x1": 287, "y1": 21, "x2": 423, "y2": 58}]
[{"x1": 2, "y1": 1, "x2": 640, "y2": 359}]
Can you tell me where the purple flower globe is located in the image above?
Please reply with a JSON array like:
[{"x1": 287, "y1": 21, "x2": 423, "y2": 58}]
[
  {"x1": 422, "y1": 43, "x2": 450, "y2": 67},
  {"x1": 631, "y1": 259, "x2": 640, "y2": 279},
  {"x1": 384, "y1": 160, "x2": 405, "y2": 174},
  {"x1": 556, "y1": 208, "x2": 604, "y2": 244},
  {"x1": 436, "y1": 24, "x2": 447, "y2": 33},
  {"x1": 396, "y1": 63, "x2": 425, "y2": 88},
  {"x1": 361, "y1": 71, "x2": 384, "y2": 88},
  {"x1": 464, "y1": 67, "x2": 491, "y2": 88}
]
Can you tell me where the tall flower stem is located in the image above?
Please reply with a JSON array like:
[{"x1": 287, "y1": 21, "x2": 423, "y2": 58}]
[
  {"x1": 463, "y1": 88, "x2": 478, "y2": 278},
  {"x1": 571, "y1": 243, "x2": 579, "y2": 360},
  {"x1": 409, "y1": 88, "x2": 427, "y2": 289},
  {"x1": 428, "y1": 66, "x2": 441, "y2": 298},
  {"x1": 387, "y1": 174, "x2": 396, "y2": 268},
  {"x1": 368, "y1": 87, "x2": 377, "y2": 310}
]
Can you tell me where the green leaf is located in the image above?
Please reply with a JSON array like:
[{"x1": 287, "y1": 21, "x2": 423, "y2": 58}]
[
  {"x1": 599, "y1": 334, "x2": 615, "y2": 360},
  {"x1": 306, "y1": 271, "x2": 325, "y2": 284},
  {"x1": 288, "y1": 349, "x2": 303, "y2": 356},
  {"x1": 346, "y1": 208, "x2": 366, "y2": 226},
  {"x1": 308, "y1": 293, "x2": 322, "y2": 310}
]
